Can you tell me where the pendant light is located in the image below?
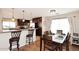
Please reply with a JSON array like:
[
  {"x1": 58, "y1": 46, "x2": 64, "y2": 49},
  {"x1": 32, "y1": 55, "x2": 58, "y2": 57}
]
[
  {"x1": 12, "y1": 8, "x2": 15, "y2": 21},
  {"x1": 22, "y1": 10, "x2": 25, "y2": 22}
]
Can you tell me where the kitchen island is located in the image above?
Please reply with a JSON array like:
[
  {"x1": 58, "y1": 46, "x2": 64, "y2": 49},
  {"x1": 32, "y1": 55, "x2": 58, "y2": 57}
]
[{"x1": 0, "y1": 29, "x2": 36, "y2": 51}]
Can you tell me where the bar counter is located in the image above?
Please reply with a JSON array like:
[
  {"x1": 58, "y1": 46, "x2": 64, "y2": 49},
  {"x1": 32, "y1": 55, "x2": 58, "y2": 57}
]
[
  {"x1": 0, "y1": 29, "x2": 36, "y2": 51},
  {"x1": 0, "y1": 30, "x2": 20, "y2": 33}
]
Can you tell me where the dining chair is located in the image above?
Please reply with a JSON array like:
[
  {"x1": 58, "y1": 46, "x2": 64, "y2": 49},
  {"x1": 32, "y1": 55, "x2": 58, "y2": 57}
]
[
  {"x1": 43, "y1": 34, "x2": 58, "y2": 51},
  {"x1": 9, "y1": 30, "x2": 21, "y2": 51},
  {"x1": 73, "y1": 33, "x2": 78, "y2": 36},
  {"x1": 62, "y1": 32, "x2": 71, "y2": 51},
  {"x1": 26, "y1": 29, "x2": 34, "y2": 45},
  {"x1": 72, "y1": 33, "x2": 79, "y2": 45},
  {"x1": 65, "y1": 32, "x2": 71, "y2": 51}
]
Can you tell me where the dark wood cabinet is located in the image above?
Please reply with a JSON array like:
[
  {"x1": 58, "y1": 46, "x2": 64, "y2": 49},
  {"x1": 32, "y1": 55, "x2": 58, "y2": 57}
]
[
  {"x1": 32, "y1": 17, "x2": 42, "y2": 23},
  {"x1": 17, "y1": 19, "x2": 30, "y2": 26}
]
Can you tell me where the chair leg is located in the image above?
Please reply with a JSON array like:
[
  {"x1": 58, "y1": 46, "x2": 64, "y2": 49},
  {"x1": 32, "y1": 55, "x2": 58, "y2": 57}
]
[
  {"x1": 44, "y1": 47, "x2": 45, "y2": 51},
  {"x1": 66, "y1": 41, "x2": 69, "y2": 51},
  {"x1": 43, "y1": 43, "x2": 45, "y2": 51},
  {"x1": 59, "y1": 44, "x2": 63, "y2": 51},
  {"x1": 55, "y1": 47, "x2": 58, "y2": 51}
]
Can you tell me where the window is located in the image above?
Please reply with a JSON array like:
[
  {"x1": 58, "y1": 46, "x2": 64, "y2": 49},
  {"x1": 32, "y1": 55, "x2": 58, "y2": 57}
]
[
  {"x1": 2, "y1": 18, "x2": 16, "y2": 30},
  {"x1": 50, "y1": 18, "x2": 70, "y2": 34}
]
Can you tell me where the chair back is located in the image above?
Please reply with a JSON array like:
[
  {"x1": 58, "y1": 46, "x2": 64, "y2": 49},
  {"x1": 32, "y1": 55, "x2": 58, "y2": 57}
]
[
  {"x1": 44, "y1": 31, "x2": 49, "y2": 35},
  {"x1": 56, "y1": 30, "x2": 63, "y2": 35},
  {"x1": 43, "y1": 33, "x2": 58, "y2": 51},
  {"x1": 73, "y1": 33, "x2": 78, "y2": 36},
  {"x1": 11, "y1": 30, "x2": 21, "y2": 39},
  {"x1": 43, "y1": 34, "x2": 52, "y2": 46}
]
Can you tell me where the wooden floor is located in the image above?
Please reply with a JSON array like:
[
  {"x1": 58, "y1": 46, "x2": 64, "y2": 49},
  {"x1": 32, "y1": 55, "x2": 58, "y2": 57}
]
[
  {"x1": 15, "y1": 36, "x2": 41, "y2": 51},
  {"x1": 14, "y1": 36, "x2": 79, "y2": 51}
]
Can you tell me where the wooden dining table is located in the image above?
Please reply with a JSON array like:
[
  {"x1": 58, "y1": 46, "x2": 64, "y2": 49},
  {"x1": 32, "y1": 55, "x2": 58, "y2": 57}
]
[{"x1": 40, "y1": 33, "x2": 69, "y2": 51}]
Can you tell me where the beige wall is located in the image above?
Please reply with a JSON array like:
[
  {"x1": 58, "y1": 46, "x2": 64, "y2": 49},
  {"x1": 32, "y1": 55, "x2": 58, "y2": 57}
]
[
  {"x1": 0, "y1": 8, "x2": 32, "y2": 20},
  {"x1": 0, "y1": 19, "x2": 2, "y2": 30}
]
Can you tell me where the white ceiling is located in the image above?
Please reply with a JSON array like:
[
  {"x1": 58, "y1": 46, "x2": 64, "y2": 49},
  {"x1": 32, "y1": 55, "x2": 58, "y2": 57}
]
[{"x1": 0, "y1": 8, "x2": 79, "y2": 19}]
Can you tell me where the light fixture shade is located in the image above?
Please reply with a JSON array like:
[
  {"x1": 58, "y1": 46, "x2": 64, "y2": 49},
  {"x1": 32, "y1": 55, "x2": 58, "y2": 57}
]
[
  {"x1": 12, "y1": 8, "x2": 15, "y2": 21},
  {"x1": 22, "y1": 10, "x2": 25, "y2": 22},
  {"x1": 22, "y1": 19, "x2": 25, "y2": 22},
  {"x1": 12, "y1": 18, "x2": 15, "y2": 21}
]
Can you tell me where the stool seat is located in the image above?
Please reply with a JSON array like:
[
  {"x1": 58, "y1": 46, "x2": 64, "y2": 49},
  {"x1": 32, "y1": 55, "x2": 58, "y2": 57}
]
[
  {"x1": 9, "y1": 38, "x2": 19, "y2": 42},
  {"x1": 26, "y1": 34, "x2": 33, "y2": 37}
]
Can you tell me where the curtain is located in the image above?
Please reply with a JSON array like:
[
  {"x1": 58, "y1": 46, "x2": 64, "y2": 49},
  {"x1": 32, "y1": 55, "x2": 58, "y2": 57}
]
[
  {"x1": 42, "y1": 17, "x2": 52, "y2": 34},
  {"x1": 45, "y1": 19, "x2": 52, "y2": 31},
  {"x1": 68, "y1": 17, "x2": 74, "y2": 35}
]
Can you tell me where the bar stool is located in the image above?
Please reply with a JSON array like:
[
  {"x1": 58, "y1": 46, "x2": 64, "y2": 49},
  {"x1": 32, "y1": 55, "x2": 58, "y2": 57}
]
[
  {"x1": 9, "y1": 30, "x2": 21, "y2": 51},
  {"x1": 26, "y1": 29, "x2": 34, "y2": 45},
  {"x1": 62, "y1": 32, "x2": 70, "y2": 51}
]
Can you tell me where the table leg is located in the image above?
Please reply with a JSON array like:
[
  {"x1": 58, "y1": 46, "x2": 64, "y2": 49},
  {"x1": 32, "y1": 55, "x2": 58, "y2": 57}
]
[{"x1": 40, "y1": 36, "x2": 42, "y2": 51}]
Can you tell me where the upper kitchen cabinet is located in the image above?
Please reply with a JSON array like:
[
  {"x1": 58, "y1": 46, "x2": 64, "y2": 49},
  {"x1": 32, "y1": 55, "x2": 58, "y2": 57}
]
[
  {"x1": 17, "y1": 19, "x2": 30, "y2": 26},
  {"x1": 17, "y1": 19, "x2": 30, "y2": 29},
  {"x1": 32, "y1": 17, "x2": 42, "y2": 23}
]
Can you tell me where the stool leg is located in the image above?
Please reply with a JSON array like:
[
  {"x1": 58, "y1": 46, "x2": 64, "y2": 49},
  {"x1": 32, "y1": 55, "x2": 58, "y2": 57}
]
[
  {"x1": 9, "y1": 42, "x2": 12, "y2": 51},
  {"x1": 29, "y1": 37, "x2": 30, "y2": 45},
  {"x1": 17, "y1": 44, "x2": 19, "y2": 51},
  {"x1": 32, "y1": 37, "x2": 33, "y2": 43},
  {"x1": 17, "y1": 42, "x2": 19, "y2": 51}
]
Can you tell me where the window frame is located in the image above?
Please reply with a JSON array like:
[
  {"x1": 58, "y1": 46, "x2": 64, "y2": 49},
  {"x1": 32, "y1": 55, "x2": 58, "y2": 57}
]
[
  {"x1": 50, "y1": 18, "x2": 70, "y2": 34},
  {"x1": 2, "y1": 18, "x2": 16, "y2": 30}
]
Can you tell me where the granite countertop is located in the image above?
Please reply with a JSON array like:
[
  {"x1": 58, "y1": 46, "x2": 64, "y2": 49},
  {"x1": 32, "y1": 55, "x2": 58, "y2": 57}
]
[
  {"x1": 0, "y1": 28, "x2": 36, "y2": 33},
  {"x1": 0, "y1": 30, "x2": 21, "y2": 33}
]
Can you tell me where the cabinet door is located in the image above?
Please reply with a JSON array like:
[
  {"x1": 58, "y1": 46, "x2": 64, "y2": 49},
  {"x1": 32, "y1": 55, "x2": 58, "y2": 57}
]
[
  {"x1": 32, "y1": 17, "x2": 42, "y2": 23},
  {"x1": 17, "y1": 19, "x2": 23, "y2": 26}
]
